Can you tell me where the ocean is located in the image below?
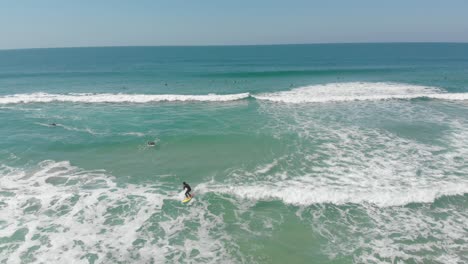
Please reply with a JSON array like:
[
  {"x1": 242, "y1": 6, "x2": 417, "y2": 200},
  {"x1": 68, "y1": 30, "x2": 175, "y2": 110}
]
[{"x1": 0, "y1": 43, "x2": 467, "y2": 263}]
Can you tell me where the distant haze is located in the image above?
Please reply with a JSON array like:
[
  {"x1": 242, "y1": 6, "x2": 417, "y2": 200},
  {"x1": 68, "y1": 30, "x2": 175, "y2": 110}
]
[{"x1": 1, "y1": 0, "x2": 467, "y2": 49}]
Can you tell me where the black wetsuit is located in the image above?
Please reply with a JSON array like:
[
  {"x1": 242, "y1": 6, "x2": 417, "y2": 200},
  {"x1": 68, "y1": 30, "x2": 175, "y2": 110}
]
[{"x1": 183, "y1": 183, "x2": 192, "y2": 198}]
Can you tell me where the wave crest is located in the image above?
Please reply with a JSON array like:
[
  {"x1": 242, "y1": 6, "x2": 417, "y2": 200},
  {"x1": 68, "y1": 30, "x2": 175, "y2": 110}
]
[
  {"x1": 0, "y1": 92, "x2": 250, "y2": 104},
  {"x1": 1, "y1": 83, "x2": 467, "y2": 105}
]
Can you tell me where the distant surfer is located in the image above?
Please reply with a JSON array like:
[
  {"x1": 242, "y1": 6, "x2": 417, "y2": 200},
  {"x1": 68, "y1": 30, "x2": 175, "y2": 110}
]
[
  {"x1": 50, "y1": 123, "x2": 57, "y2": 127},
  {"x1": 147, "y1": 141, "x2": 156, "y2": 146},
  {"x1": 183, "y1": 182, "x2": 192, "y2": 198}
]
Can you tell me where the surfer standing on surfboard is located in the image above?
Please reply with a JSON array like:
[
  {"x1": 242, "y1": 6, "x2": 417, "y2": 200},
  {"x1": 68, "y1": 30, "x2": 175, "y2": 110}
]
[{"x1": 183, "y1": 182, "x2": 192, "y2": 198}]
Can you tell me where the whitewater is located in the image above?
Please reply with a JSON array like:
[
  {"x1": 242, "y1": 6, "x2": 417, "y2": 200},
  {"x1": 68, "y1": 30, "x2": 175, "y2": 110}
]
[{"x1": 1, "y1": 82, "x2": 468, "y2": 105}]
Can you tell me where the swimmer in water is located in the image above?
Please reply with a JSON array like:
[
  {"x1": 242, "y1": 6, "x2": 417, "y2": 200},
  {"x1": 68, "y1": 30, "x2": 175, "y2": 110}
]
[{"x1": 147, "y1": 141, "x2": 156, "y2": 146}]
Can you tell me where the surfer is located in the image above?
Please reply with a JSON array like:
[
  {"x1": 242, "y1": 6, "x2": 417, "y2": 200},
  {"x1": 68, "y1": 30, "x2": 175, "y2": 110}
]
[
  {"x1": 50, "y1": 123, "x2": 57, "y2": 127},
  {"x1": 183, "y1": 182, "x2": 192, "y2": 198},
  {"x1": 147, "y1": 141, "x2": 156, "y2": 146}
]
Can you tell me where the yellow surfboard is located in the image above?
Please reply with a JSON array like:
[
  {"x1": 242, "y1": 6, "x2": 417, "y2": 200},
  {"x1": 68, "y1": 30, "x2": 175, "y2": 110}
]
[{"x1": 182, "y1": 194, "x2": 194, "y2": 203}]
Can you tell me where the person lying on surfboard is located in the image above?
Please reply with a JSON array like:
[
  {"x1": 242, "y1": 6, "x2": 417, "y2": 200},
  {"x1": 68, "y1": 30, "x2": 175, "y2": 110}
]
[{"x1": 183, "y1": 182, "x2": 192, "y2": 198}]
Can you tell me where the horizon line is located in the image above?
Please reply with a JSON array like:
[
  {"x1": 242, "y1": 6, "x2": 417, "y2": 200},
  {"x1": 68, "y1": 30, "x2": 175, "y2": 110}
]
[{"x1": 1, "y1": 41, "x2": 468, "y2": 51}]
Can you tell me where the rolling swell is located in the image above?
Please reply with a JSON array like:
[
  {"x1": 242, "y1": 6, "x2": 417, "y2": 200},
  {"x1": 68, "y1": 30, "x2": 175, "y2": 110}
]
[{"x1": 201, "y1": 68, "x2": 404, "y2": 78}]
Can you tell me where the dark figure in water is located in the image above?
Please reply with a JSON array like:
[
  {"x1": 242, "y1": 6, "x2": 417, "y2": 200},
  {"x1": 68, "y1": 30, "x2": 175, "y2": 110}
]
[
  {"x1": 147, "y1": 141, "x2": 156, "y2": 146},
  {"x1": 50, "y1": 123, "x2": 57, "y2": 127},
  {"x1": 183, "y1": 182, "x2": 192, "y2": 198}
]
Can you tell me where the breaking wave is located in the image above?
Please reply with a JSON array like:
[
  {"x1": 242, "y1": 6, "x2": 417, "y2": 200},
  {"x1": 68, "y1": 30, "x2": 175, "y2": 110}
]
[
  {"x1": 197, "y1": 181, "x2": 468, "y2": 207},
  {"x1": 0, "y1": 92, "x2": 250, "y2": 104},
  {"x1": 253, "y1": 82, "x2": 468, "y2": 103},
  {"x1": 1, "y1": 82, "x2": 467, "y2": 105}
]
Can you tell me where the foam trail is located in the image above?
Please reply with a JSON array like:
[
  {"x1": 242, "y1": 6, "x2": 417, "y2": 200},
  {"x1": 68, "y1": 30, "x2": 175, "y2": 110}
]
[
  {"x1": 121, "y1": 132, "x2": 145, "y2": 137},
  {"x1": 0, "y1": 92, "x2": 251, "y2": 104},
  {"x1": 254, "y1": 82, "x2": 468, "y2": 103},
  {"x1": 54, "y1": 124, "x2": 103, "y2": 135},
  {"x1": 197, "y1": 181, "x2": 468, "y2": 207}
]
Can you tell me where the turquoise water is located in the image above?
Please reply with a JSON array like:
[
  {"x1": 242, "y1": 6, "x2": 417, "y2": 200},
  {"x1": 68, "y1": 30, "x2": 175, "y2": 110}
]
[{"x1": 0, "y1": 43, "x2": 467, "y2": 263}]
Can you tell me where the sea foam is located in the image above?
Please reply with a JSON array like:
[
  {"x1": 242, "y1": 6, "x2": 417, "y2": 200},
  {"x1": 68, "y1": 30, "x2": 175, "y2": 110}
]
[
  {"x1": 197, "y1": 181, "x2": 468, "y2": 207},
  {"x1": 254, "y1": 82, "x2": 468, "y2": 103},
  {"x1": 197, "y1": 99, "x2": 468, "y2": 207},
  {"x1": 0, "y1": 161, "x2": 236, "y2": 264}
]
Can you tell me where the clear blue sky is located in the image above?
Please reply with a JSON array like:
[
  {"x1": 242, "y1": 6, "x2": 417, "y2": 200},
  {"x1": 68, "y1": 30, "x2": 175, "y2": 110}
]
[{"x1": 0, "y1": 0, "x2": 467, "y2": 49}]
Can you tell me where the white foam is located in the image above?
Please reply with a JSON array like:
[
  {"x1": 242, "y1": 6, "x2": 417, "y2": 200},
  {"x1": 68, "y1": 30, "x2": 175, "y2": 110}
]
[
  {"x1": 121, "y1": 132, "x2": 145, "y2": 137},
  {"x1": 301, "y1": 200, "x2": 468, "y2": 263},
  {"x1": 200, "y1": 98, "x2": 468, "y2": 207},
  {"x1": 254, "y1": 82, "x2": 468, "y2": 103},
  {"x1": 0, "y1": 92, "x2": 251, "y2": 104},
  {"x1": 246, "y1": 92, "x2": 468, "y2": 262},
  {"x1": 254, "y1": 158, "x2": 280, "y2": 174},
  {"x1": 2, "y1": 83, "x2": 467, "y2": 105},
  {"x1": 0, "y1": 161, "x2": 237, "y2": 263},
  {"x1": 198, "y1": 181, "x2": 468, "y2": 207},
  {"x1": 54, "y1": 124, "x2": 103, "y2": 135}
]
